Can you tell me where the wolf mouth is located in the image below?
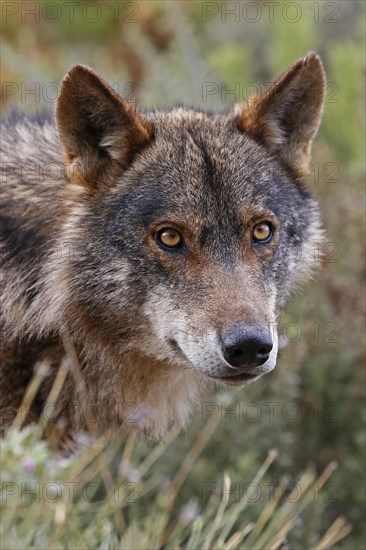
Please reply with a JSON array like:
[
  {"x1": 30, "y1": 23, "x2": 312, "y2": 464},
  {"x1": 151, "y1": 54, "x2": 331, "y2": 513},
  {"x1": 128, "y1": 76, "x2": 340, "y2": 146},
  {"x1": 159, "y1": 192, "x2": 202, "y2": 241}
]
[
  {"x1": 168, "y1": 338, "x2": 261, "y2": 385},
  {"x1": 208, "y1": 371, "x2": 260, "y2": 385},
  {"x1": 168, "y1": 338, "x2": 187, "y2": 360}
]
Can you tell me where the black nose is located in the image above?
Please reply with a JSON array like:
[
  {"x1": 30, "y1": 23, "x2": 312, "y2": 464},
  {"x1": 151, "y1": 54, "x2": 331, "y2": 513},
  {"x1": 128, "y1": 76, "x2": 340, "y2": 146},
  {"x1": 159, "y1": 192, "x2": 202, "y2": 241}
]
[{"x1": 222, "y1": 323, "x2": 273, "y2": 369}]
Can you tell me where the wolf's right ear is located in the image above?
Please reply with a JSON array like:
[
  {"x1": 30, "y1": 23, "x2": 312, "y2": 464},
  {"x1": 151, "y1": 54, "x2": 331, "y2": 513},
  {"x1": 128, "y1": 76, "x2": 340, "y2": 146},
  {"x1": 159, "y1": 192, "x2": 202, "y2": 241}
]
[
  {"x1": 235, "y1": 52, "x2": 326, "y2": 179},
  {"x1": 55, "y1": 65, "x2": 154, "y2": 189}
]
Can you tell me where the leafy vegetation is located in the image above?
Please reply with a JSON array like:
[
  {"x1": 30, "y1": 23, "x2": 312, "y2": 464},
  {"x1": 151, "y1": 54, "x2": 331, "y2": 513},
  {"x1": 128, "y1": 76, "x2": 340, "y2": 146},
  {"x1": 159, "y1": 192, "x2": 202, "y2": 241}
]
[{"x1": 0, "y1": 421, "x2": 350, "y2": 549}]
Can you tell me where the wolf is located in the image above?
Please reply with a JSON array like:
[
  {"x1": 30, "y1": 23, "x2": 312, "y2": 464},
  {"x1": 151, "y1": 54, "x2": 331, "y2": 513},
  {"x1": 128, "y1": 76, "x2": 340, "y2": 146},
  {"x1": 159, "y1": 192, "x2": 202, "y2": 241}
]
[{"x1": 0, "y1": 52, "x2": 325, "y2": 443}]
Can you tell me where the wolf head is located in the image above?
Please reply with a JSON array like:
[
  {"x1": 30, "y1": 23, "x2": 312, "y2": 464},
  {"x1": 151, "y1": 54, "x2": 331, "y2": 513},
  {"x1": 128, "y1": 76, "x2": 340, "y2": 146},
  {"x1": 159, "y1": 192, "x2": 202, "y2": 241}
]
[{"x1": 53, "y1": 53, "x2": 325, "y2": 390}]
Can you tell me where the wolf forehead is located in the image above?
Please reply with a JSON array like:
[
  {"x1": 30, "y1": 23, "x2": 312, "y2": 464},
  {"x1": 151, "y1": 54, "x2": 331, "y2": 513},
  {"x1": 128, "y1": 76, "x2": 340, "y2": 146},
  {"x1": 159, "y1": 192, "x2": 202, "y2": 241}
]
[
  {"x1": 56, "y1": 54, "x2": 325, "y2": 233},
  {"x1": 105, "y1": 109, "x2": 307, "y2": 223}
]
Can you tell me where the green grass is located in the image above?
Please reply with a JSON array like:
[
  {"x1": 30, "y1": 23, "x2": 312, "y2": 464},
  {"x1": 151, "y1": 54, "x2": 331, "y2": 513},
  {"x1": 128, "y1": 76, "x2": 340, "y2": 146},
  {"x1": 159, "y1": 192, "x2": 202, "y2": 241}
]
[{"x1": 0, "y1": 418, "x2": 351, "y2": 549}]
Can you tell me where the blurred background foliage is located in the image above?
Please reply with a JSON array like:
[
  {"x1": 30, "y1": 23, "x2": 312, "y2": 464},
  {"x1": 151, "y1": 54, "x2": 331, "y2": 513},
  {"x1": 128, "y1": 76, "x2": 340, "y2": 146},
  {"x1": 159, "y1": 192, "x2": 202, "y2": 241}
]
[{"x1": 1, "y1": 0, "x2": 365, "y2": 548}]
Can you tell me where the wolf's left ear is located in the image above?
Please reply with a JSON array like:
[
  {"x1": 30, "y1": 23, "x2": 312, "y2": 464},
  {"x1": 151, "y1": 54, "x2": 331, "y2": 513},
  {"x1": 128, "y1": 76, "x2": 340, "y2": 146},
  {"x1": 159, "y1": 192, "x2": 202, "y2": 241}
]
[
  {"x1": 235, "y1": 52, "x2": 326, "y2": 178},
  {"x1": 56, "y1": 65, "x2": 154, "y2": 189}
]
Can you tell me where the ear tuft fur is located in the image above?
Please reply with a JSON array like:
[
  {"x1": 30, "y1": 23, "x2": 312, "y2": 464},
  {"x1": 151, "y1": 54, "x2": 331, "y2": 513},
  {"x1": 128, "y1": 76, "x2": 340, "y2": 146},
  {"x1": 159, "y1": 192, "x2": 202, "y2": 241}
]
[
  {"x1": 235, "y1": 52, "x2": 326, "y2": 178},
  {"x1": 55, "y1": 64, "x2": 154, "y2": 190}
]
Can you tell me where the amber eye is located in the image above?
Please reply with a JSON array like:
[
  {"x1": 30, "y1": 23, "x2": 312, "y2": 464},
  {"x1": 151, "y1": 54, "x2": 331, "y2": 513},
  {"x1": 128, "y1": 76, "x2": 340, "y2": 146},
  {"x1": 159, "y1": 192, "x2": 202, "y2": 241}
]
[
  {"x1": 252, "y1": 222, "x2": 273, "y2": 243},
  {"x1": 155, "y1": 228, "x2": 184, "y2": 249}
]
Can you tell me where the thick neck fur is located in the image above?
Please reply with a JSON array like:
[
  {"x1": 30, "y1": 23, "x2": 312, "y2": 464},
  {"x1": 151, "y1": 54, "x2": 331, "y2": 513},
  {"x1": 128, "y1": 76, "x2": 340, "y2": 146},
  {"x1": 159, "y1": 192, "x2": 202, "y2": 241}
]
[{"x1": 42, "y1": 341, "x2": 207, "y2": 441}]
